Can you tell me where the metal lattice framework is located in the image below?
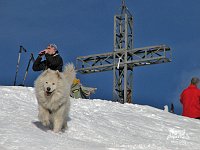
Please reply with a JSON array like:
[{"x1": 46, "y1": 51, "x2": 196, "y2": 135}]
[
  {"x1": 76, "y1": 45, "x2": 171, "y2": 73},
  {"x1": 76, "y1": 0, "x2": 172, "y2": 103}
]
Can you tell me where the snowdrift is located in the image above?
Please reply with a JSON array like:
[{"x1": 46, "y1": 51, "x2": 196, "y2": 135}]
[{"x1": 1, "y1": 86, "x2": 200, "y2": 150}]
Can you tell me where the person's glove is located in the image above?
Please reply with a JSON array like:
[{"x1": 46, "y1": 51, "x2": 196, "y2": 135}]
[{"x1": 38, "y1": 50, "x2": 46, "y2": 56}]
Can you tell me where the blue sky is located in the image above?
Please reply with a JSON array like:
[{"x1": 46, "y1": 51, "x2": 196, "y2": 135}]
[{"x1": 1, "y1": 0, "x2": 200, "y2": 115}]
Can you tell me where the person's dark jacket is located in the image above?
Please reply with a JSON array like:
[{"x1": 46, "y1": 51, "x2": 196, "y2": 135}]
[{"x1": 32, "y1": 53, "x2": 63, "y2": 72}]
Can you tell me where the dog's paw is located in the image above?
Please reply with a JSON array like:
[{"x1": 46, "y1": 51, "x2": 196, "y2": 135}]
[
  {"x1": 41, "y1": 120, "x2": 50, "y2": 127},
  {"x1": 53, "y1": 128, "x2": 61, "y2": 133}
]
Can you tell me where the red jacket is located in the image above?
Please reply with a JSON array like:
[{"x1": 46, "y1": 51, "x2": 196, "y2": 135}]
[{"x1": 180, "y1": 84, "x2": 200, "y2": 118}]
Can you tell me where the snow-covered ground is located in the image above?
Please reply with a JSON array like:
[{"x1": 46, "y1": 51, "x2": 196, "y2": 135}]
[{"x1": 1, "y1": 86, "x2": 200, "y2": 150}]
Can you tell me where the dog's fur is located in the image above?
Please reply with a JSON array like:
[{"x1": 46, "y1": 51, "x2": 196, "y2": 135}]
[{"x1": 34, "y1": 64, "x2": 76, "y2": 133}]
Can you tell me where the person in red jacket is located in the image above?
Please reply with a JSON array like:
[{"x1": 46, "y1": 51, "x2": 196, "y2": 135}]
[{"x1": 180, "y1": 77, "x2": 200, "y2": 119}]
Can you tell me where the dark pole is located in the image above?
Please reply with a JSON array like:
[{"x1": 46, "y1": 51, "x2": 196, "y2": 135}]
[
  {"x1": 22, "y1": 53, "x2": 34, "y2": 86},
  {"x1": 14, "y1": 46, "x2": 27, "y2": 86}
]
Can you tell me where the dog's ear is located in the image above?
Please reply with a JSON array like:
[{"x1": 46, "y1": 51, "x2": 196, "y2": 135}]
[
  {"x1": 41, "y1": 69, "x2": 50, "y2": 77},
  {"x1": 42, "y1": 70, "x2": 48, "y2": 76},
  {"x1": 56, "y1": 70, "x2": 62, "y2": 79}
]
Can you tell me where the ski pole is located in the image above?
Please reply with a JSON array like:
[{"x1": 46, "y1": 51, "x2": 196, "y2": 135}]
[
  {"x1": 14, "y1": 46, "x2": 27, "y2": 86},
  {"x1": 22, "y1": 53, "x2": 34, "y2": 86}
]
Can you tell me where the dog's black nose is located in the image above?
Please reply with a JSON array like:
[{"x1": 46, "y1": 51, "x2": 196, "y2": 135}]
[{"x1": 47, "y1": 87, "x2": 51, "y2": 91}]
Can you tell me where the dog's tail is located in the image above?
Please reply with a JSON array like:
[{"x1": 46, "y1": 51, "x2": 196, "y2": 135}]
[{"x1": 63, "y1": 63, "x2": 76, "y2": 86}]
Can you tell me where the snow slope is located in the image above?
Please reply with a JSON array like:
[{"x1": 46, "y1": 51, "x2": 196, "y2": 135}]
[{"x1": 1, "y1": 86, "x2": 200, "y2": 150}]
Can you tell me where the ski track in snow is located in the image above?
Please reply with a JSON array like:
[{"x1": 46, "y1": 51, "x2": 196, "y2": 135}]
[{"x1": 1, "y1": 86, "x2": 200, "y2": 150}]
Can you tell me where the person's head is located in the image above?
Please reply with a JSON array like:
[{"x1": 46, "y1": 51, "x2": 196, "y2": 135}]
[
  {"x1": 191, "y1": 77, "x2": 200, "y2": 86},
  {"x1": 46, "y1": 44, "x2": 58, "y2": 55}
]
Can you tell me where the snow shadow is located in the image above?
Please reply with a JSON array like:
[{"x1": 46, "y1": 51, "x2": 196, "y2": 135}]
[
  {"x1": 32, "y1": 121, "x2": 50, "y2": 132},
  {"x1": 32, "y1": 117, "x2": 71, "y2": 133}
]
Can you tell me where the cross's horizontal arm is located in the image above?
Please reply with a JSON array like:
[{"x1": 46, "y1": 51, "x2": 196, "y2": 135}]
[{"x1": 76, "y1": 44, "x2": 171, "y2": 74}]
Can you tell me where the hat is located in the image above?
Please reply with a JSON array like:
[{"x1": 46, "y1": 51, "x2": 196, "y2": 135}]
[{"x1": 48, "y1": 43, "x2": 58, "y2": 50}]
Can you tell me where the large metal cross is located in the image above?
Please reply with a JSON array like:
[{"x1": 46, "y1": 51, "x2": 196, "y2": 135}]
[{"x1": 76, "y1": 0, "x2": 172, "y2": 104}]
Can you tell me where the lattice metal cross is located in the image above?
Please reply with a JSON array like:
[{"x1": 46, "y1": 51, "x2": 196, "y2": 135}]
[{"x1": 76, "y1": 0, "x2": 172, "y2": 103}]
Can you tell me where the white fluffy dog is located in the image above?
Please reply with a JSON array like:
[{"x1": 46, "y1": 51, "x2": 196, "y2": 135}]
[{"x1": 34, "y1": 64, "x2": 76, "y2": 133}]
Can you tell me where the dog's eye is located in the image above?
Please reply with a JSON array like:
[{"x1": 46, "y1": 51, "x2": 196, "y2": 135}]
[
  {"x1": 46, "y1": 82, "x2": 48, "y2": 84},
  {"x1": 52, "y1": 83, "x2": 55, "y2": 85}
]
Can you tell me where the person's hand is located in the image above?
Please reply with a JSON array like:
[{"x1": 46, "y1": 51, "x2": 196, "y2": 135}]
[{"x1": 39, "y1": 50, "x2": 47, "y2": 56}]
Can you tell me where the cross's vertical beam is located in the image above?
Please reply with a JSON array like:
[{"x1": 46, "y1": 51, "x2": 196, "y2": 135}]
[{"x1": 113, "y1": 0, "x2": 134, "y2": 103}]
